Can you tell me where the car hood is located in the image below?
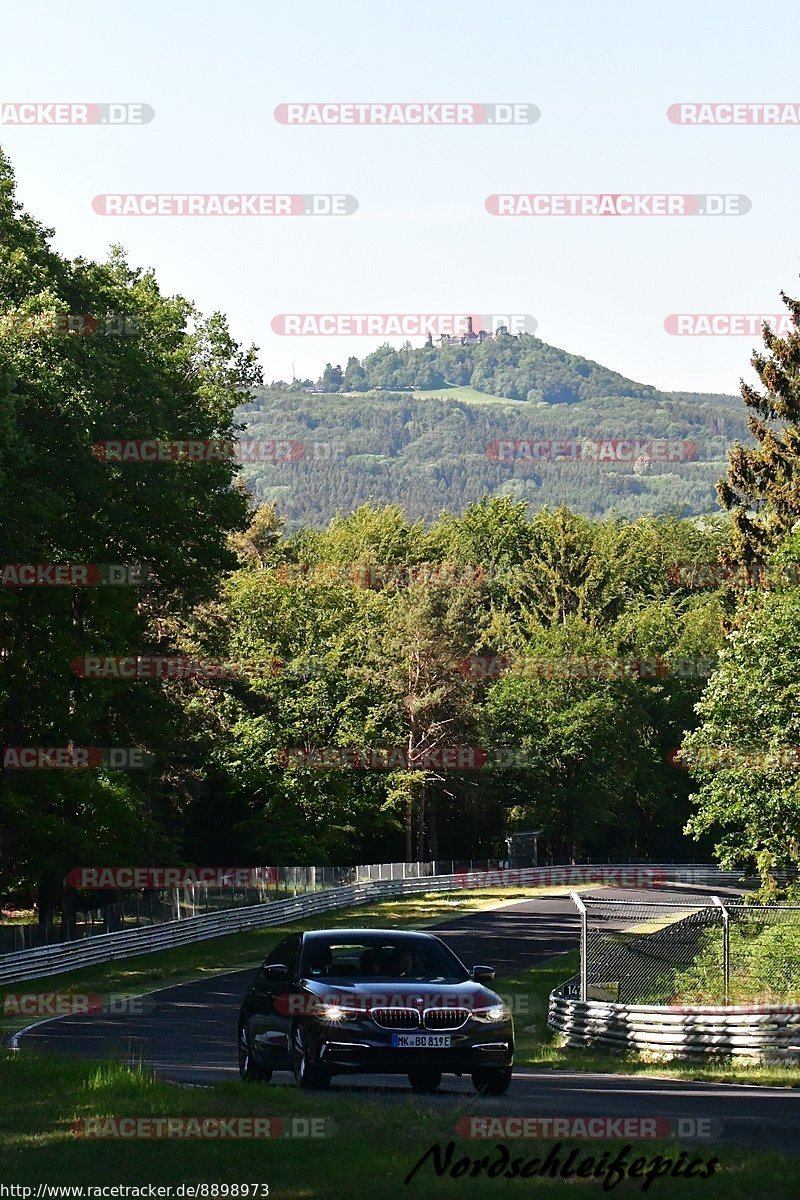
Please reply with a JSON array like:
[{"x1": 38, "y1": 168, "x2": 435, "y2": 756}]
[{"x1": 302, "y1": 978, "x2": 502, "y2": 1009}]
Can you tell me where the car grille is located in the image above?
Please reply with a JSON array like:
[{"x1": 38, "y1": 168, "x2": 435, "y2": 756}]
[
  {"x1": 423, "y1": 1007, "x2": 470, "y2": 1030},
  {"x1": 370, "y1": 1007, "x2": 421, "y2": 1030}
]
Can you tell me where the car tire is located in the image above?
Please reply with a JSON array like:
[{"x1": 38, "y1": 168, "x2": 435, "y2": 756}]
[
  {"x1": 472, "y1": 1067, "x2": 512, "y2": 1095},
  {"x1": 238, "y1": 1019, "x2": 272, "y2": 1083},
  {"x1": 408, "y1": 1068, "x2": 442, "y2": 1094},
  {"x1": 292, "y1": 1023, "x2": 332, "y2": 1089}
]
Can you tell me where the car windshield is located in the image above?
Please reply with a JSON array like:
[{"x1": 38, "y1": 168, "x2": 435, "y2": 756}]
[{"x1": 300, "y1": 936, "x2": 468, "y2": 983}]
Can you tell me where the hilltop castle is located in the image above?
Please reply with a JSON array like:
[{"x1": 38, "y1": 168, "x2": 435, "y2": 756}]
[{"x1": 426, "y1": 316, "x2": 511, "y2": 349}]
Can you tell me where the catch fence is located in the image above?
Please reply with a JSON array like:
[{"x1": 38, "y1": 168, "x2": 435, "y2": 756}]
[
  {"x1": 572, "y1": 892, "x2": 800, "y2": 1006},
  {"x1": 550, "y1": 892, "x2": 800, "y2": 1059}
]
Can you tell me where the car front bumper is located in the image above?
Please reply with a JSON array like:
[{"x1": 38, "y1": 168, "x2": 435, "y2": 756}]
[{"x1": 314, "y1": 1023, "x2": 514, "y2": 1074}]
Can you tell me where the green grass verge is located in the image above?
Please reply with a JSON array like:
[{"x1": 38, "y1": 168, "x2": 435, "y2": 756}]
[{"x1": 0, "y1": 1050, "x2": 797, "y2": 1198}]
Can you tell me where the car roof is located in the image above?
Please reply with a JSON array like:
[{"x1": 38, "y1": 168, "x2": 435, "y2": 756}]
[{"x1": 302, "y1": 928, "x2": 437, "y2": 941}]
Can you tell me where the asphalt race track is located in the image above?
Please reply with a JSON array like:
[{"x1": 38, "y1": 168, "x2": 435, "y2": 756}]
[{"x1": 11, "y1": 886, "x2": 800, "y2": 1156}]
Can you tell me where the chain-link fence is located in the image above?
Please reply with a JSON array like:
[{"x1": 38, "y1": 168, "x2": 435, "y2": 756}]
[{"x1": 574, "y1": 893, "x2": 800, "y2": 1005}]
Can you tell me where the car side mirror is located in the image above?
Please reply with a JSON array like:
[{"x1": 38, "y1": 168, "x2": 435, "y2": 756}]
[
  {"x1": 261, "y1": 962, "x2": 289, "y2": 980},
  {"x1": 472, "y1": 965, "x2": 496, "y2": 983}
]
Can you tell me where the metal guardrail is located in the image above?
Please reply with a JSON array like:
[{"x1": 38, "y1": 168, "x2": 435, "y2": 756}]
[
  {"x1": 0, "y1": 862, "x2": 764, "y2": 986},
  {"x1": 548, "y1": 975, "x2": 800, "y2": 1060}
]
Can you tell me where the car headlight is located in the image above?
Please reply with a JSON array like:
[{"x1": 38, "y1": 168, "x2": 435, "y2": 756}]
[
  {"x1": 318, "y1": 1003, "x2": 359, "y2": 1023},
  {"x1": 473, "y1": 1004, "x2": 511, "y2": 1023}
]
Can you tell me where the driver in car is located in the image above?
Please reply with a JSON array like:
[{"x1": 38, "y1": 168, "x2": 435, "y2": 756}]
[{"x1": 389, "y1": 945, "x2": 414, "y2": 977}]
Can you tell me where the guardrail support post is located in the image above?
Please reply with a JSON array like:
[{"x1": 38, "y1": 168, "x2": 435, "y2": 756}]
[
  {"x1": 570, "y1": 890, "x2": 588, "y2": 1002},
  {"x1": 712, "y1": 896, "x2": 730, "y2": 1003}
]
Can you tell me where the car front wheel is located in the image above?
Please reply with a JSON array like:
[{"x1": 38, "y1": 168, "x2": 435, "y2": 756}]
[
  {"x1": 239, "y1": 1019, "x2": 272, "y2": 1083},
  {"x1": 472, "y1": 1067, "x2": 512, "y2": 1095},
  {"x1": 292, "y1": 1023, "x2": 331, "y2": 1089},
  {"x1": 408, "y1": 1068, "x2": 442, "y2": 1094}
]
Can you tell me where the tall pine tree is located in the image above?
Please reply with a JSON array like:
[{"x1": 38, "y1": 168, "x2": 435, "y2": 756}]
[{"x1": 717, "y1": 290, "x2": 800, "y2": 564}]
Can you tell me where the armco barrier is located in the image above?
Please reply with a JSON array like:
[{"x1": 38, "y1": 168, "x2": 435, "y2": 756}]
[
  {"x1": 0, "y1": 863, "x2": 754, "y2": 985},
  {"x1": 548, "y1": 975, "x2": 800, "y2": 1061}
]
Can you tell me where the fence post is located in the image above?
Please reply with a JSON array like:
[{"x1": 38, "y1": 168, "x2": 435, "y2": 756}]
[
  {"x1": 712, "y1": 895, "x2": 730, "y2": 1003},
  {"x1": 570, "y1": 891, "x2": 588, "y2": 1002}
]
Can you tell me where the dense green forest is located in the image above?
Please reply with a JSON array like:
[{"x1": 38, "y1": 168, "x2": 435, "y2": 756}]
[
  {"x1": 239, "y1": 359, "x2": 749, "y2": 529},
  {"x1": 2, "y1": 145, "x2": 800, "y2": 922}
]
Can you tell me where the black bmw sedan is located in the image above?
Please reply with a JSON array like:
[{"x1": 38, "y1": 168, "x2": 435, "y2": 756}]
[{"x1": 238, "y1": 928, "x2": 513, "y2": 1094}]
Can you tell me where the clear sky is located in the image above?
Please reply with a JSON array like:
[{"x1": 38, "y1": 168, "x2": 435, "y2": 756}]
[{"x1": 1, "y1": 0, "x2": 798, "y2": 394}]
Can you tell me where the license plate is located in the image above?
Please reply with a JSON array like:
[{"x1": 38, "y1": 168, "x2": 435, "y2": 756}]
[{"x1": 391, "y1": 1033, "x2": 451, "y2": 1048}]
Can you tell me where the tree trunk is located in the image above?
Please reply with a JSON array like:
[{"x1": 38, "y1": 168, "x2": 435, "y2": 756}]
[
  {"x1": 429, "y1": 791, "x2": 438, "y2": 860},
  {"x1": 61, "y1": 884, "x2": 78, "y2": 940},
  {"x1": 36, "y1": 877, "x2": 59, "y2": 929}
]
